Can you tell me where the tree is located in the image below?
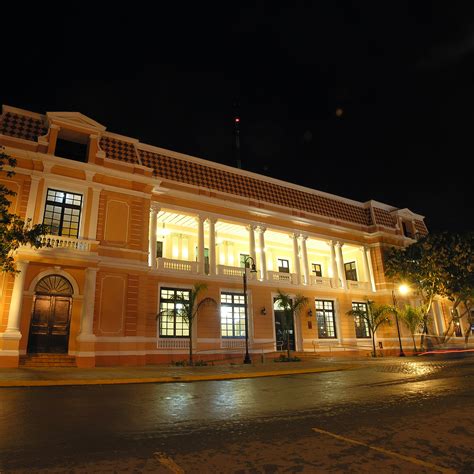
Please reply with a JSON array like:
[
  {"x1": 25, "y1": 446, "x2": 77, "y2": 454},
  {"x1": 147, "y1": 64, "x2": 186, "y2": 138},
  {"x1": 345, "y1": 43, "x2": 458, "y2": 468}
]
[
  {"x1": 274, "y1": 290, "x2": 309, "y2": 359},
  {"x1": 397, "y1": 304, "x2": 425, "y2": 353},
  {"x1": 157, "y1": 283, "x2": 216, "y2": 365},
  {"x1": 431, "y1": 232, "x2": 474, "y2": 345},
  {"x1": 346, "y1": 300, "x2": 392, "y2": 357},
  {"x1": 0, "y1": 147, "x2": 46, "y2": 273},
  {"x1": 385, "y1": 232, "x2": 474, "y2": 347}
]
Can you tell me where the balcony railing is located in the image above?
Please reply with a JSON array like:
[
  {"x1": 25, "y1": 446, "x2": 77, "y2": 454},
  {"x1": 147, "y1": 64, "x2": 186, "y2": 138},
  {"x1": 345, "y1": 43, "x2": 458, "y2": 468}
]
[
  {"x1": 157, "y1": 258, "x2": 198, "y2": 274},
  {"x1": 310, "y1": 275, "x2": 334, "y2": 288},
  {"x1": 39, "y1": 234, "x2": 95, "y2": 251},
  {"x1": 157, "y1": 338, "x2": 190, "y2": 349},
  {"x1": 217, "y1": 264, "x2": 243, "y2": 278},
  {"x1": 347, "y1": 280, "x2": 371, "y2": 291},
  {"x1": 221, "y1": 338, "x2": 246, "y2": 349},
  {"x1": 267, "y1": 271, "x2": 297, "y2": 284}
]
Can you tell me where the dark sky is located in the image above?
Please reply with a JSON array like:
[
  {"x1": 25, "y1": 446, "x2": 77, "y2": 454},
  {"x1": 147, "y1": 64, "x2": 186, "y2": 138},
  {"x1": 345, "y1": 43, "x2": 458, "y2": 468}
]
[{"x1": 2, "y1": 3, "x2": 473, "y2": 232}]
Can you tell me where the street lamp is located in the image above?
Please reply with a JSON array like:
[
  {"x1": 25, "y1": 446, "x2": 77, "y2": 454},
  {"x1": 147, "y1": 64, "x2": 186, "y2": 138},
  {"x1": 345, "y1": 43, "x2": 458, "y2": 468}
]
[
  {"x1": 242, "y1": 255, "x2": 257, "y2": 364},
  {"x1": 391, "y1": 284, "x2": 409, "y2": 357}
]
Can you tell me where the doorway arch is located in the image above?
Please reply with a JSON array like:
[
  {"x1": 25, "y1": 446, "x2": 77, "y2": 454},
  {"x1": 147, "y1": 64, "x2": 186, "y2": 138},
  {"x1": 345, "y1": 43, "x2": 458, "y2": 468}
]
[{"x1": 27, "y1": 275, "x2": 74, "y2": 354}]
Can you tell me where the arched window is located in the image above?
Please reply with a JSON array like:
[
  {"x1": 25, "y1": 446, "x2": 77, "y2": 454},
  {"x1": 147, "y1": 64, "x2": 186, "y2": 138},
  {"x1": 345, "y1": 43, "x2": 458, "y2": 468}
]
[{"x1": 35, "y1": 275, "x2": 73, "y2": 296}]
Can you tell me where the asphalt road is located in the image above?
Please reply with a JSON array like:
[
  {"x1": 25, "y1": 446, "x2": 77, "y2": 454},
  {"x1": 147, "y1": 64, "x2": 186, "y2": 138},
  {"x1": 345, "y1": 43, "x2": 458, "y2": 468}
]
[{"x1": 1, "y1": 354, "x2": 473, "y2": 473}]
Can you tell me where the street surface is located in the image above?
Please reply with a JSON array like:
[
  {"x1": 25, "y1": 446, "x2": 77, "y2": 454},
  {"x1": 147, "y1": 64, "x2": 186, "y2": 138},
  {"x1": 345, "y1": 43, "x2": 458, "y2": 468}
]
[{"x1": 0, "y1": 354, "x2": 473, "y2": 473}]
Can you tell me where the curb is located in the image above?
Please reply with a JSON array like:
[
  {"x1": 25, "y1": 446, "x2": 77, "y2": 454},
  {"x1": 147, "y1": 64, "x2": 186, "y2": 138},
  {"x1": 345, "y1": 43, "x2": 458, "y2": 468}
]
[{"x1": 0, "y1": 364, "x2": 360, "y2": 388}]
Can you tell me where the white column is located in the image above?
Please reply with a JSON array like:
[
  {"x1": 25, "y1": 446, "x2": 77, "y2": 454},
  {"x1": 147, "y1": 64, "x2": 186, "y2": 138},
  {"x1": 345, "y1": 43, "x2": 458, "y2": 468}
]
[
  {"x1": 77, "y1": 267, "x2": 98, "y2": 340},
  {"x1": 433, "y1": 301, "x2": 445, "y2": 335},
  {"x1": 148, "y1": 203, "x2": 160, "y2": 268},
  {"x1": 5, "y1": 260, "x2": 29, "y2": 335},
  {"x1": 335, "y1": 241, "x2": 347, "y2": 290},
  {"x1": 256, "y1": 226, "x2": 267, "y2": 281},
  {"x1": 328, "y1": 240, "x2": 338, "y2": 287},
  {"x1": 292, "y1": 233, "x2": 301, "y2": 284},
  {"x1": 299, "y1": 234, "x2": 310, "y2": 285},
  {"x1": 363, "y1": 246, "x2": 376, "y2": 292},
  {"x1": 197, "y1": 215, "x2": 205, "y2": 274},
  {"x1": 87, "y1": 187, "x2": 101, "y2": 240},
  {"x1": 208, "y1": 218, "x2": 217, "y2": 275},
  {"x1": 25, "y1": 175, "x2": 41, "y2": 222},
  {"x1": 247, "y1": 225, "x2": 256, "y2": 265}
]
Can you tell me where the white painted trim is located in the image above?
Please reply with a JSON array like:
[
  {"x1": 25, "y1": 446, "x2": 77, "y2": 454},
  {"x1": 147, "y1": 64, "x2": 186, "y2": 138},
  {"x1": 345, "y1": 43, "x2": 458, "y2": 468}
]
[
  {"x1": 37, "y1": 177, "x2": 90, "y2": 240},
  {"x1": 99, "y1": 245, "x2": 148, "y2": 255},
  {"x1": 98, "y1": 274, "x2": 125, "y2": 335},
  {"x1": 87, "y1": 187, "x2": 101, "y2": 240},
  {"x1": 27, "y1": 268, "x2": 81, "y2": 295},
  {"x1": 72, "y1": 349, "x2": 272, "y2": 356},
  {"x1": 92, "y1": 336, "x2": 157, "y2": 342},
  {"x1": 0, "y1": 350, "x2": 20, "y2": 356}
]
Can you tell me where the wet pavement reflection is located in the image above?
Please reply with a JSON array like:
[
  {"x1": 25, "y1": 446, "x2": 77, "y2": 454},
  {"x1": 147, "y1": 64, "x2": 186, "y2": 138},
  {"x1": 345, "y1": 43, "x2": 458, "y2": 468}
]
[{"x1": 0, "y1": 354, "x2": 473, "y2": 471}]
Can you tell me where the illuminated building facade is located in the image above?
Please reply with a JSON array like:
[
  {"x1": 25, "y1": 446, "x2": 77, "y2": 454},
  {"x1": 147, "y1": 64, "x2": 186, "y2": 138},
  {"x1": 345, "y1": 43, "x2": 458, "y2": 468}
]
[{"x1": 0, "y1": 105, "x2": 467, "y2": 367}]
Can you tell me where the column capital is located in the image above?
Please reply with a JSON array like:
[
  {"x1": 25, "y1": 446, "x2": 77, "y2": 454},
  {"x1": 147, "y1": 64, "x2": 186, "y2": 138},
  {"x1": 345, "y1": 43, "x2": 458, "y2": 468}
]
[
  {"x1": 256, "y1": 225, "x2": 266, "y2": 234},
  {"x1": 195, "y1": 214, "x2": 206, "y2": 223},
  {"x1": 207, "y1": 217, "x2": 218, "y2": 224},
  {"x1": 299, "y1": 234, "x2": 308, "y2": 242},
  {"x1": 335, "y1": 241, "x2": 344, "y2": 248},
  {"x1": 246, "y1": 224, "x2": 256, "y2": 231},
  {"x1": 290, "y1": 232, "x2": 300, "y2": 240},
  {"x1": 15, "y1": 260, "x2": 30, "y2": 271},
  {"x1": 150, "y1": 202, "x2": 161, "y2": 214}
]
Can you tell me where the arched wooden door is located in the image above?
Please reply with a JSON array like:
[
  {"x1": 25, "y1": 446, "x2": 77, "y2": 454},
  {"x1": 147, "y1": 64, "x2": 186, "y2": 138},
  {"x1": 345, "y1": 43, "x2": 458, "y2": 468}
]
[{"x1": 27, "y1": 275, "x2": 73, "y2": 354}]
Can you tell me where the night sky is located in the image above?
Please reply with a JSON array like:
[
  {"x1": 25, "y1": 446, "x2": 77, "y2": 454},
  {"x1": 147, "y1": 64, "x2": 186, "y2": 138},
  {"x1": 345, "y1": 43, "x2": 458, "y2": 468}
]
[{"x1": 2, "y1": 3, "x2": 473, "y2": 232}]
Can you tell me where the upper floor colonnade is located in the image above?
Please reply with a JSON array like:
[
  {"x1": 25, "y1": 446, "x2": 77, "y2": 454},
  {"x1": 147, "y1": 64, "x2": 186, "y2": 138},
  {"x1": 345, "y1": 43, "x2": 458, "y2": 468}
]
[{"x1": 148, "y1": 205, "x2": 377, "y2": 292}]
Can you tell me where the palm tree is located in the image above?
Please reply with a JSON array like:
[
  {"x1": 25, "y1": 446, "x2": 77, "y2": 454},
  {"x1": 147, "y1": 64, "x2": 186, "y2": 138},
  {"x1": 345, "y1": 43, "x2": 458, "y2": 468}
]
[
  {"x1": 397, "y1": 304, "x2": 425, "y2": 353},
  {"x1": 274, "y1": 290, "x2": 309, "y2": 359},
  {"x1": 157, "y1": 283, "x2": 216, "y2": 365},
  {"x1": 346, "y1": 299, "x2": 392, "y2": 357}
]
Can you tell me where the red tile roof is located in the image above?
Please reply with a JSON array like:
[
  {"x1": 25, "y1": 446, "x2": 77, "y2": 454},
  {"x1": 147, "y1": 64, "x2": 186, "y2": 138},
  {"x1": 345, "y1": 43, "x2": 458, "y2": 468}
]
[
  {"x1": 1, "y1": 107, "x2": 416, "y2": 231},
  {"x1": 0, "y1": 111, "x2": 47, "y2": 141},
  {"x1": 139, "y1": 149, "x2": 373, "y2": 226},
  {"x1": 99, "y1": 135, "x2": 139, "y2": 164}
]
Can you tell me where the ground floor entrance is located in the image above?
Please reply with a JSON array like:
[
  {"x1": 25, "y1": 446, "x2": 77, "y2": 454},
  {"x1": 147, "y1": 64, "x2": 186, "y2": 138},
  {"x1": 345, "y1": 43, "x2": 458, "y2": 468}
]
[
  {"x1": 27, "y1": 275, "x2": 73, "y2": 354},
  {"x1": 274, "y1": 298, "x2": 295, "y2": 351}
]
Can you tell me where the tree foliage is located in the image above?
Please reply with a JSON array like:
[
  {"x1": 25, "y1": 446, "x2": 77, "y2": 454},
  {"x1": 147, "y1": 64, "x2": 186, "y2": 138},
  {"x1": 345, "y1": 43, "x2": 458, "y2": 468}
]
[
  {"x1": 274, "y1": 290, "x2": 309, "y2": 359},
  {"x1": 397, "y1": 304, "x2": 425, "y2": 353},
  {"x1": 157, "y1": 283, "x2": 216, "y2": 365},
  {"x1": 385, "y1": 232, "x2": 474, "y2": 345},
  {"x1": 0, "y1": 147, "x2": 46, "y2": 273},
  {"x1": 346, "y1": 299, "x2": 392, "y2": 357}
]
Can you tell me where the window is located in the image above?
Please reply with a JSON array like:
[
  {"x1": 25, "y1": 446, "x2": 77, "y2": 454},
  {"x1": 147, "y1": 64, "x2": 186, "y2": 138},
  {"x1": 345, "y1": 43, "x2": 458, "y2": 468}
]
[
  {"x1": 42, "y1": 189, "x2": 82, "y2": 238},
  {"x1": 156, "y1": 241, "x2": 163, "y2": 258},
  {"x1": 278, "y1": 258, "x2": 290, "y2": 273},
  {"x1": 401, "y1": 221, "x2": 416, "y2": 239},
  {"x1": 315, "y1": 300, "x2": 336, "y2": 338},
  {"x1": 240, "y1": 253, "x2": 250, "y2": 268},
  {"x1": 221, "y1": 292, "x2": 246, "y2": 338},
  {"x1": 312, "y1": 263, "x2": 322, "y2": 277},
  {"x1": 352, "y1": 302, "x2": 370, "y2": 338},
  {"x1": 344, "y1": 261, "x2": 358, "y2": 281},
  {"x1": 159, "y1": 288, "x2": 190, "y2": 338},
  {"x1": 55, "y1": 138, "x2": 89, "y2": 163}
]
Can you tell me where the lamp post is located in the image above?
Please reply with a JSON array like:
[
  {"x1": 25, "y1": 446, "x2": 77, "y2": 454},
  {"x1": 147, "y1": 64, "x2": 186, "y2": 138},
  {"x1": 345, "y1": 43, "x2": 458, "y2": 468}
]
[
  {"x1": 392, "y1": 284, "x2": 409, "y2": 357},
  {"x1": 242, "y1": 255, "x2": 257, "y2": 364}
]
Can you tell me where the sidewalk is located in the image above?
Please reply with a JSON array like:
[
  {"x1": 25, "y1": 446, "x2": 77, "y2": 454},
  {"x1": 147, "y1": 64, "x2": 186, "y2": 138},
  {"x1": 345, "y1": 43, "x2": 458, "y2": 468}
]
[{"x1": 0, "y1": 358, "x2": 362, "y2": 388}]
